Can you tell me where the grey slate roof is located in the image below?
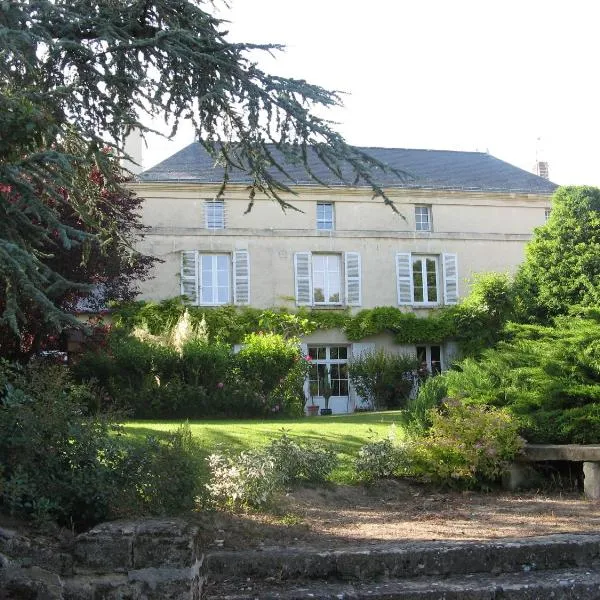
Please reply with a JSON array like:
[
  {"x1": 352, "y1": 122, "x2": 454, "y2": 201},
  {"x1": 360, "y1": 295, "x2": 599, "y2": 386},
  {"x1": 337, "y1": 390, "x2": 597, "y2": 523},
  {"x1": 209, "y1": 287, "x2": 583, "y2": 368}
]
[{"x1": 140, "y1": 143, "x2": 558, "y2": 194}]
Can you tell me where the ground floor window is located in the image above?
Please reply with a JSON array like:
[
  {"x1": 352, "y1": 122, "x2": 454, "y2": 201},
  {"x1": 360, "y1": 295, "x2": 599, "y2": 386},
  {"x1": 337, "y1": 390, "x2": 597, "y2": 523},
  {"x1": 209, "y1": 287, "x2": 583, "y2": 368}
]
[
  {"x1": 307, "y1": 345, "x2": 349, "y2": 397},
  {"x1": 417, "y1": 345, "x2": 442, "y2": 375}
]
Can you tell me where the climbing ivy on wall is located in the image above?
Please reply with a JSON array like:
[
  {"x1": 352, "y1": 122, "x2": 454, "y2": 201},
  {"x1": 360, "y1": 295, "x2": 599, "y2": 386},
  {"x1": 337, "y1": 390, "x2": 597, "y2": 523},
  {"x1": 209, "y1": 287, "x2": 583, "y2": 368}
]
[{"x1": 112, "y1": 299, "x2": 459, "y2": 345}]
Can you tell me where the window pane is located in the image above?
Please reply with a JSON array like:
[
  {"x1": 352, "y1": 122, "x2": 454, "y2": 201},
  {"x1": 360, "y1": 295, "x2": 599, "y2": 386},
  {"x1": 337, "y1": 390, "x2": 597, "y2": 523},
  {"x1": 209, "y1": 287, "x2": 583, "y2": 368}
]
[
  {"x1": 217, "y1": 287, "x2": 228, "y2": 303},
  {"x1": 217, "y1": 255, "x2": 229, "y2": 269},
  {"x1": 217, "y1": 270, "x2": 228, "y2": 286},
  {"x1": 431, "y1": 345, "x2": 442, "y2": 374},
  {"x1": 330, "y1": 347, "x2": 339, "y2": 360},
  {"x1": 426, "y1": 258, "x2": 438, "y2": 302},
  {"x1": 312, "y1": 255, "x2": 326, "y2": 270},
  {"x1": 339, "y1": 380, "x2": 349, "y2": 396},
  {"x1": 412, "y1": 258, "x2": 424, "y2": 302},
  {"x1": 338, "y1": 347, "x2": 348, "y2": 360}
]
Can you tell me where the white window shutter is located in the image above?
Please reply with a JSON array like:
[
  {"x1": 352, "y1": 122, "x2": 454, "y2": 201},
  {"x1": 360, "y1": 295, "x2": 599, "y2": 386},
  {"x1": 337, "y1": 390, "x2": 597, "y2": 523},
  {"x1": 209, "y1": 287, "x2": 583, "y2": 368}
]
[
  {"x1": 294, "y1": 252, "x2": 313, "y2": 306},
  {"x1": 345, "y1": 252, "x2": 362, "y2": 306},
  {"x1": 442, "y1": 253, "x2": 459, "y2": 305},
  {"x1": 233, "y1": 250, "x2": 250, "y2": 305},
  {"x1": 181, "y1": 251, "x2": 198, "y2": 304},
  {"x1": 396, "y1": 252, "x2": 413, "y2": 305}
]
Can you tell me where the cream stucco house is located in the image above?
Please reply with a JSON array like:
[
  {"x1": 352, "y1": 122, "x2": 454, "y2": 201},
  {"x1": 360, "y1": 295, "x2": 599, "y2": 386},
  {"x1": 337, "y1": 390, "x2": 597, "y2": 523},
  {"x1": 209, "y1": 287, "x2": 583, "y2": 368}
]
[{"x1": 131, "y1": 144, "x2": 556, "y2": 414}]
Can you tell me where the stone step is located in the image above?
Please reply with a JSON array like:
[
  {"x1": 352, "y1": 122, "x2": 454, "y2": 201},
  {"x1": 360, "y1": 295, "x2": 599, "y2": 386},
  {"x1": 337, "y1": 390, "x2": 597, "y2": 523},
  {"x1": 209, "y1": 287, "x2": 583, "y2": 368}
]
[
  {"x1": 204, "y1": 566, "x2": 600, "y2": 600},
  {"x1": 204, "y1": 534, "x2": 600, "y2": 584}
]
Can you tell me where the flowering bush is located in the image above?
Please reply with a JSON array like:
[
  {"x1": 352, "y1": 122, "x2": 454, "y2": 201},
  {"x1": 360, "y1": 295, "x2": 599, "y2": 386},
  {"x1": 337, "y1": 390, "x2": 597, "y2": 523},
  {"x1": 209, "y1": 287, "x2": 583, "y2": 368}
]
[
  {"x1": 267, "y1": 432, "x2": 337, "y2": 485},
  {"x1": 205, "y1": 450, "x2": 278, "y2": 508},
  {"x1": 205, "y1": 432, "x2": 337, "y2": 508},
  {"x1": 413, "y1": 400, "x2": 525, "y2": 486},
  {"x1": 355, "y1": 402, "x2": 524, "y2": 489},
  {"x1": 354, "y1": 426, "x2": 406, "y2": 482}
]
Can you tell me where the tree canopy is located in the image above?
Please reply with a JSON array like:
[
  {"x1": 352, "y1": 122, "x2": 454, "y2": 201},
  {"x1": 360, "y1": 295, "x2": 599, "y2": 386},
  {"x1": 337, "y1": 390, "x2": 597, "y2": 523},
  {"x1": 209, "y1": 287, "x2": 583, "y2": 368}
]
[
  {"x1": 0, "y1": 0, "x2": 403, "y2": 340},
  {"x1": 515, "y1": 186, "x2": 600, "y2": 321}
]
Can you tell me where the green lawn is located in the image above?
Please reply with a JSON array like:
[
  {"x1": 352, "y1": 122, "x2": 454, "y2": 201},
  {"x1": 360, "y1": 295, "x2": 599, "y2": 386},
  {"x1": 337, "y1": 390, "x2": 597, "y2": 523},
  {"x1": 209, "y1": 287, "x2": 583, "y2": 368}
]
[{"x1": 123, "y1": 411, "x2": 405, "y2": 483}]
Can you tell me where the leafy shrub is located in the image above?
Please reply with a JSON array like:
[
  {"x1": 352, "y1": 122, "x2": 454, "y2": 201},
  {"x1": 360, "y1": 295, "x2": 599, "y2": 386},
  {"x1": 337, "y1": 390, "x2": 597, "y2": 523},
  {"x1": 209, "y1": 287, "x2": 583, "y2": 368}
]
[
  {"x1": 266, "y1": 432, "x2": 337, "y2": 485},
  {"x1": 354, "y1": 426, "x2": 405, "y2": 482},
  {"x1": 0, "y1": 361, "x2": 204, "y2": 528},
  {"x1": 355, "y1": 402, "x2": 523, "y2": 489},
  {"x1": 411, "y1": 401, "x2": 525, "y2": 488},
  {"x1": 205, "y1": 450, "x2": 278, "y2": 508},
  {"x1": 74, "y1": 329, "x2": 308, "y2": 418},
  {"x1": 402, "y1": 375, "x2": 448, "y2": 434},
  {"x1": 434, "y1": 314, "x2": 600, "y2": 443},
  {"x1": 110, "y1": 424, "x2": 204, "y2": 517},
  {"x1": 348, "y1": 349, "x2": 419, "y2": 409},
  {"x1": 205, "y1": 432, "x2": 337, "y2": 508}
]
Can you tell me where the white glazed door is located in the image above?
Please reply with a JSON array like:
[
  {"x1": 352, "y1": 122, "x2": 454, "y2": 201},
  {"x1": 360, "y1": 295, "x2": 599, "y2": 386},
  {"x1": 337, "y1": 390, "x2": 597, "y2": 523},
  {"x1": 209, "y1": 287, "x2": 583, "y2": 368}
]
[{"x1": 307, "y1": 345, "x2": 350, "y2": 414}]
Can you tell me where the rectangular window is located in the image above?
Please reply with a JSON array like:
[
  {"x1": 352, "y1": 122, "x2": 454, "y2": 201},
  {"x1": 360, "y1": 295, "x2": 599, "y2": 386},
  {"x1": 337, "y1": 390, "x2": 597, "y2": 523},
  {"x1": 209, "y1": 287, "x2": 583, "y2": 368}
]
[
  {"x1": 317, "y1": 202, "x2": 334, "y2": 230},
  {"x1": 397, "y1": 253, "x2": 457, "y2": 306},
  {"x1": 312, "y1": 254, "x2": 341, "y2": 304},
  {"x1": 544, "y1": 208, "x2": 551, "y2": 222},
  {"x1": 308, "y1": 345, "x2": 349, "y2": 397},
  {"x1": 205, "y1": 200, "x2": 225, "y2": 230},
  {"x1": 181, "y1": 250, "x2": 249, "y2": 306},
  {"x1": 200, "y1": 254, "x2": 230, "y2": 304},
  {"x1": 415, "y1": 205, "x2": 431, "y2": 231},
  {"x1": 417, "y1": 345, "x2": 442, "y2": 374},
  {"x1": 412, "y1": 255, "x2": 439, "y2": 304}
]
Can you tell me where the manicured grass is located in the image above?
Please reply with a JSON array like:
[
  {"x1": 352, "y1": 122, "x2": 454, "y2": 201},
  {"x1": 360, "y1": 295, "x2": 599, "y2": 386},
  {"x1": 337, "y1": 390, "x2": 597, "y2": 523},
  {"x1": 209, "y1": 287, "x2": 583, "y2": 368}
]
[{"x1": 123, "y1": 411, "x2": 405, "y2": 483}]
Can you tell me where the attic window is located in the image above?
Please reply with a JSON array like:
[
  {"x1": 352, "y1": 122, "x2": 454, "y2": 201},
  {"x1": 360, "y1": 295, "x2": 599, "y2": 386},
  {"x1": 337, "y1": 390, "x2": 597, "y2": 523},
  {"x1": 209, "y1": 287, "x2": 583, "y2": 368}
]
[
  {"x1": 415, "y1": 206, "x2": 432, "y2": 231},
  {"x1": 205, "y1": 200, "x2": 225, "y2": 230}
]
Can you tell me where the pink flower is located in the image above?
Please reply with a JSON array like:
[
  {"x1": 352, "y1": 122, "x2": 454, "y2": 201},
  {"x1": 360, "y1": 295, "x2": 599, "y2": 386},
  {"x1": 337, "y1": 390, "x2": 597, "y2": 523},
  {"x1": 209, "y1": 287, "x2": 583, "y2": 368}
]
[
  {"x1": 217, "y1": 382, "x2": 224, "y2": 389},
  {"x1": 304, "y1": 355, "x2": 312, "y2": 361}
]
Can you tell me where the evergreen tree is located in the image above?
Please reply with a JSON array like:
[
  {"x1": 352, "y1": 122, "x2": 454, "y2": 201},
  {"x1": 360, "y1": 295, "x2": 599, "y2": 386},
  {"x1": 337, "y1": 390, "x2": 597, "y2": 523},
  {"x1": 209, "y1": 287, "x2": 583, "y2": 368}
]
[
  {"x1": 515, "y1": 186, "x2": 600, "y2": 321},
  {"x1": 0, "y1": 1, "x2": 404, "y2": 339}
]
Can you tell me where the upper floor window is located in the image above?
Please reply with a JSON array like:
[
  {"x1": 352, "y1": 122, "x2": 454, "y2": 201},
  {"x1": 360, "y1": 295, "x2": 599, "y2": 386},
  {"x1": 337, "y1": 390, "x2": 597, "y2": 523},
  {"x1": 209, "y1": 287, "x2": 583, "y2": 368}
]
[
  {"x1": 317, "y1": 202, "x2": 334, "y2": 230},
  {"x1": 205, "y1": 200, "x2": 225, "y2": 230},
  {"x1": 415, "y1": 205, "x2": 432, "y2": 231},
  {"x1": 181, "y1": 250, "x2": 249, "y2": 306},
  {"x1": 396, "y1": 252, "x2": 458, "y2": 306},
  {"x1": 544, "y1": 208, "x2": 552, "y2": 222},
  {"x1": 312, "y1": 254, "x2": 341, "y2": 304},
  {"x1": 294, "y1": 251, "x2": 361, "y2": 307},
  {"x1": 412, "y1": 255, "x2": 439, "y2": 303},
  {"x1": 199, "y1": 254, "x2": 230, "y2": 304}
]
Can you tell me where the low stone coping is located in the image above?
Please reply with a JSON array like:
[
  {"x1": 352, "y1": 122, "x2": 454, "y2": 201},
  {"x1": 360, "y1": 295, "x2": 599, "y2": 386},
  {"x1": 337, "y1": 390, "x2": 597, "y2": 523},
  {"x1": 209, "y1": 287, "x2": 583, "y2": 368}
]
[{"x1": 521, "y1": 444, "x2": 600, "y2": 462}]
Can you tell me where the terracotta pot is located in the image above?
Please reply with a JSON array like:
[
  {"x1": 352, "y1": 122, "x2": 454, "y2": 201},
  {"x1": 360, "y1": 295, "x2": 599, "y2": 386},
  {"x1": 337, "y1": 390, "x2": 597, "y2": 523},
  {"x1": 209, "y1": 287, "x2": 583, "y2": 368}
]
[{"x1": 307, "y1": 405, "x2": 319, "y2": 416}]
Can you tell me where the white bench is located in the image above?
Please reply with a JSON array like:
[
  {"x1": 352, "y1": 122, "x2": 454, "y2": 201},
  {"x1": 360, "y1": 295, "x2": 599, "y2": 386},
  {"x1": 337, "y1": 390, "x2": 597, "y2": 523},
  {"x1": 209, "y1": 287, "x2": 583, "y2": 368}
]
[{"x1": 506, "y1": 444, "x2": 600, "y2": 500}]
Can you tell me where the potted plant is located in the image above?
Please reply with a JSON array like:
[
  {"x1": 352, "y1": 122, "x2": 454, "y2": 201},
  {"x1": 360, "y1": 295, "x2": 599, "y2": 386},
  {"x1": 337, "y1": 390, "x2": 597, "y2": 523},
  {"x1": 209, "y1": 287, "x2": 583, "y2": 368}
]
[
  {"x1": 307, "y1": 381, "x2": 320, "y2": 416},
  {"x1": 320, "y1": 369, "x2": 333, "y2": 416}
]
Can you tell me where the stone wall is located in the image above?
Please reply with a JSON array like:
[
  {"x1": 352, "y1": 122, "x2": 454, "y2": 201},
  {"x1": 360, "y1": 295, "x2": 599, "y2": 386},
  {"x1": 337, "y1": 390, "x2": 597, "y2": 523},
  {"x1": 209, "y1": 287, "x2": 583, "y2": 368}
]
[{"x1": 0, "y1": 519, "x2": 202, "y2": 599}]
